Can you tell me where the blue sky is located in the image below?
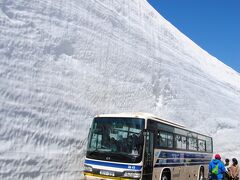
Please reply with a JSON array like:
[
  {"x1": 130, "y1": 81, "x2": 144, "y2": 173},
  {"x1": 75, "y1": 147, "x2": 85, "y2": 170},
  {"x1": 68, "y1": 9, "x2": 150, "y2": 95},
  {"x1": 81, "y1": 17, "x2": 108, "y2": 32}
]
[{"x1": 148, "y1": 0, "x2": 240, "y2": 73}]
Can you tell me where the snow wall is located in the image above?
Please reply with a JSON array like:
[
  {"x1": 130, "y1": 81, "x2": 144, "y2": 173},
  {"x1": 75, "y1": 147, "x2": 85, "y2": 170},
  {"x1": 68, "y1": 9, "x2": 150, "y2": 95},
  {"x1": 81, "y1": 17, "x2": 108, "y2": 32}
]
[{"x1": 0, "y1": 0, "x2": 240, "y2": 179}]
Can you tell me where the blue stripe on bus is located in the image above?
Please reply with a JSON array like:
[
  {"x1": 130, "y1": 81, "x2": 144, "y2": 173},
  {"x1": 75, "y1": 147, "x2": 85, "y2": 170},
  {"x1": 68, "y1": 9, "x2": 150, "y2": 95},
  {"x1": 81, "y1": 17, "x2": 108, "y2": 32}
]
[
  {"x1": 156, "y1": 159, "x2": 210, "y2": 164},
  {"x1": 158, "y1": 151, "x2": 212, "y2": 159},
  {"x1": 154, "y1": 162, "x2": 209, "y2": 168},
  {"x1": 85, "y1": 160, "x2": 142, "y2": 170},
  {"x1": 154, "y1": 151, "x2": 212, "y2": 168}
]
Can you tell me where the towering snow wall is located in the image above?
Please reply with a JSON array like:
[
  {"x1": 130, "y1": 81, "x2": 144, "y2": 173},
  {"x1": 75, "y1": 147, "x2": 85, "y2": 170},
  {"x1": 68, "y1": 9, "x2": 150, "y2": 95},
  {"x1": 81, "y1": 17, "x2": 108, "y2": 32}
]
[{"x1": 0, "y1": 0, "x2": 240, "y2": 179}]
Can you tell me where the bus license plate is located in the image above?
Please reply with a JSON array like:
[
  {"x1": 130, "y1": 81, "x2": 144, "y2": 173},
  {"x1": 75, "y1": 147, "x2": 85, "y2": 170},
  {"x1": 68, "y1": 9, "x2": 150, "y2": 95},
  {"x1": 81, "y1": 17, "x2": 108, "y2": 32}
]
[{"x1": 100, "y1": 170, "x2": 115, "y2": 176}]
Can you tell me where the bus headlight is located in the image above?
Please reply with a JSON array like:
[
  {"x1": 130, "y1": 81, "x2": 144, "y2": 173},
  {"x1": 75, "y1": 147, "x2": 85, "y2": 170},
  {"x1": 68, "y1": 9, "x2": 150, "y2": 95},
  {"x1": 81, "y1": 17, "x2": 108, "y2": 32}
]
[
  {"x1": 84, "y1": 165, "x2": 93, "y2": 172},
  {"x1": 123, "y1": 171, "x2": 141, "y2": 178}
]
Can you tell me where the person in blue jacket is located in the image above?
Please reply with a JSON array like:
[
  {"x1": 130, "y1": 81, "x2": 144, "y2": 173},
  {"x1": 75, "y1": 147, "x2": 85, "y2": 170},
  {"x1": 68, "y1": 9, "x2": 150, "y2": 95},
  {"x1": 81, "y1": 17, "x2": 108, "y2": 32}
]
[{"x1": 209, "y1": 154, "x2": 227, "y2": 180}]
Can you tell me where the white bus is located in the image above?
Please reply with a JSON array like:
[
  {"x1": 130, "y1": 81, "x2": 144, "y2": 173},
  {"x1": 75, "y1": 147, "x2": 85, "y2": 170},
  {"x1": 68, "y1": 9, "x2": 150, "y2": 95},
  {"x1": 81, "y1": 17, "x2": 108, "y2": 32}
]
[{"x1": 83, "y1": 113, "x2": 213, "y2": 180}]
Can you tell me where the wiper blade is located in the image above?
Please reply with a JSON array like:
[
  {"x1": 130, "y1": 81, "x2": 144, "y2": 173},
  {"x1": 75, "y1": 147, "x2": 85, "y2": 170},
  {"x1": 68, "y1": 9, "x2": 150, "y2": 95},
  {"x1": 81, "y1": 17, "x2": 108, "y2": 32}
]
[
  {"x1": 88, "y1": 150, "x2": 99, "y2": 156},
  {"x1": 108, "y1": 152, "x2": 136, "y2": 159}
]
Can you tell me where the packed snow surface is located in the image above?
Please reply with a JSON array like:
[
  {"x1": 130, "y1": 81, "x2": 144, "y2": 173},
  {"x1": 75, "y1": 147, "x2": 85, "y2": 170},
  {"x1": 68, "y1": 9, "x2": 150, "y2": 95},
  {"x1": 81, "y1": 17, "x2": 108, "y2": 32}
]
[{"x1": 0, "y1": 0, "x2": 240, "y2": 179}]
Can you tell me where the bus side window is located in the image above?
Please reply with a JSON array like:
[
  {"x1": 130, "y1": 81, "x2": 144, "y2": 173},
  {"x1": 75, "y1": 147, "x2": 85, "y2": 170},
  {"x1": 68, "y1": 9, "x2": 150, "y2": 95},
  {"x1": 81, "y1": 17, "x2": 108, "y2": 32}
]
[
  {"x1": 174, "y1": 135, "x2": 187, "y2": 150},
  {"x1": 198, "y1": 139, "x2": 206, "y2": 152},
  {"x1": 168, "y1": 134, "x2": 173, "y2": 148},
  {"x1": 157, "y1": 131, "x2": 173, "y2": 149},
  {"x1": 174, "y1": 135, "x2": 182, "y2": 149},
  {"x1": 188, "y1": 137, "x2": 197, "y2": 151},
  {"x1": 206, "y1": 137, "x2": 213, "y2": 152},
  {"x1": 182, "y1": 136, "x2": 187, "y2": 149}
]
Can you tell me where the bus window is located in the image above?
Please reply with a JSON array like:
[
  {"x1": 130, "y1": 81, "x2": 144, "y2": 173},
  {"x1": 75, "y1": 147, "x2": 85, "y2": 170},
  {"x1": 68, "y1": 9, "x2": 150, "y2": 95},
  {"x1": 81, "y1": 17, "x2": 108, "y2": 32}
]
[
  {"x1": 174, "y1": 135, "x2": 187, "y2": 150},
  {"x1": 157, "y1": 131, "x2": 173, "y2": 148},
  {"x1": 168, "y1": 133, "x2": 173, "y2": 148},
  {"x1": 86, "y1": 117, "x2": 145, "y2": 163},
  {"x1": 182, "y1": 136, "x2": 187, "y2": 149},
  {"x1": 198, "y1": 139, "x2": 206, "y2": 152},
  {"x1": 206, "y1": 137, "x2": 213, "y2": 152},
  {"x1": 188, "y1": 137, "x2": 197, "y2": 151}
]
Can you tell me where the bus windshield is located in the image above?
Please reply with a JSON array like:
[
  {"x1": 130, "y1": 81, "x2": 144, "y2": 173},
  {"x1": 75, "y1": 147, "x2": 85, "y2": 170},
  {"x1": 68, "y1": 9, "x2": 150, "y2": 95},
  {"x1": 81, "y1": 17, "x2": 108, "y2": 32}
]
[{"x1": 86, "y1": 117, "x2": 145, "y2": 163}]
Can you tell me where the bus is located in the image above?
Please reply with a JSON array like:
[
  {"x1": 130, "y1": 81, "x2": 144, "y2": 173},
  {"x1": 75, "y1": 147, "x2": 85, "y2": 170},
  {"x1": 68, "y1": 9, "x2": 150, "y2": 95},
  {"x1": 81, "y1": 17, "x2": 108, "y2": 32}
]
[{"x1": 83, "y1": 113, "x2": 213, "y2": 180}]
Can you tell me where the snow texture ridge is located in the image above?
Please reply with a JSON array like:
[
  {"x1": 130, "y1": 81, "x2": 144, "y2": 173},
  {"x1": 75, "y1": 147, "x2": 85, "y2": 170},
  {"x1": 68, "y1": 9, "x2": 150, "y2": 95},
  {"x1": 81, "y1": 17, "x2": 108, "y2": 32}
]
[{"x1": 0, "y1": 0, "x2": 240, "y2": 179}]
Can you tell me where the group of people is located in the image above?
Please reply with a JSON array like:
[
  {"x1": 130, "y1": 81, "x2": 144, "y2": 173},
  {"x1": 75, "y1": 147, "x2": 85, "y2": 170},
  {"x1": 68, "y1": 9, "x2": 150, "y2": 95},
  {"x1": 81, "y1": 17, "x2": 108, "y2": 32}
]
[{"x1": 209, "y1": 154, "x2": 239, "y2": 180}]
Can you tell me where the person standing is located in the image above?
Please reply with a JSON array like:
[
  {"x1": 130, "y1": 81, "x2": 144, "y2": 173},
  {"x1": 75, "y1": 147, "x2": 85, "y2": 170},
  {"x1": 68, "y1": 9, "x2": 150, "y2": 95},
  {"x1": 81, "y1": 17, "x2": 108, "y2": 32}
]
[
  {"x1": 229, "y1": 158, "x2": 239, "y2": 180},
  {"x1": 209, "y1": 154, "x2": 227, "y2": 180},
  {"x1": 224, "y1": 158, "x2": 231, "y2": 180}
]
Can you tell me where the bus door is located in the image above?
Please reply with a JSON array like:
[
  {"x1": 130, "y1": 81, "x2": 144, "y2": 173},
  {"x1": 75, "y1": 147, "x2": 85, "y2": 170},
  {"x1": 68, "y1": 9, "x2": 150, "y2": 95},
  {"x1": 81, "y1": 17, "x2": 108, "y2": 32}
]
[{"x1": 142, "y1": 131, "x2": 154, "y2": 180}]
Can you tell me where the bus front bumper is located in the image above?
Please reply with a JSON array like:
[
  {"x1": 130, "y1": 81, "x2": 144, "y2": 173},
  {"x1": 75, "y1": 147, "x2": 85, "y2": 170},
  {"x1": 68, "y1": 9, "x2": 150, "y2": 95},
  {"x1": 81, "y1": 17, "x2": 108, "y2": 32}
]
[{"x1": 83, "y1": 172, "x2": 136, "y2": 180}]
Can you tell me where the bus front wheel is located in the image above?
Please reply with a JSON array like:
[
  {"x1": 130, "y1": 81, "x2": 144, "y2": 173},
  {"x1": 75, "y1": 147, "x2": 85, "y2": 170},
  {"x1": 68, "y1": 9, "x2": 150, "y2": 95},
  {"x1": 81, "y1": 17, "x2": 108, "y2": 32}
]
[{"x1": 161, "y1": 171, "x2": 170, "y2": 180}]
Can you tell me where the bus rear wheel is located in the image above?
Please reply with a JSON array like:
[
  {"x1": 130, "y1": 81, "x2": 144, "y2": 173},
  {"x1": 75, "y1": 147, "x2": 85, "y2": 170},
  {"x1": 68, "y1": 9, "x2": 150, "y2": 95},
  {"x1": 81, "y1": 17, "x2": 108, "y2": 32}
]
[{"x1": 199, "y1": 167, "x2": 204, "y2": 180}]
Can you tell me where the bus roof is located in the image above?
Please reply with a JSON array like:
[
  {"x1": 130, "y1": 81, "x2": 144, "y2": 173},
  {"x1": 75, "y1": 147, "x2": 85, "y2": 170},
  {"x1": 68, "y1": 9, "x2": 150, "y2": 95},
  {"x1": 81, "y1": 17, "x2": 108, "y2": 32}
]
[
  {"x1": 95, "y1": 112, "x2": 212, "y2": 138},
  {"x1": 96, "y1": 112, "x2": 184, "y2": 128}
]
